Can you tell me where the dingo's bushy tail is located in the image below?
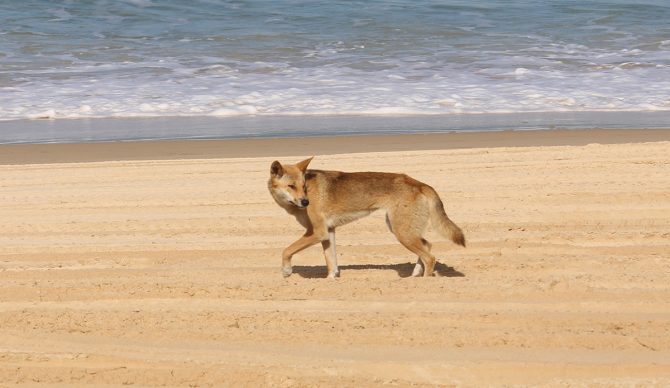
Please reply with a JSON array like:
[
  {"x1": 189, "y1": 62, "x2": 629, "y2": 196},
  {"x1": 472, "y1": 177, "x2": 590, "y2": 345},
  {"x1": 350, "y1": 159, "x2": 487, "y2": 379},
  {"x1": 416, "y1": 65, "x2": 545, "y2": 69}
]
[{"x1": 425, "y1": 187, "x2": 466, "y2": 247}]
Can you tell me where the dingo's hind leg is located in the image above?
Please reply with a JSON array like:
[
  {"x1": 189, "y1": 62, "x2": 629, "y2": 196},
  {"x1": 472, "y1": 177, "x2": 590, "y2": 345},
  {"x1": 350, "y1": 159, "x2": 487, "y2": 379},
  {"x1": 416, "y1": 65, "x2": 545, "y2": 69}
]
[
  {"x1": 411, "y1": 238, "x2": 432, "y2": 277},
  {"x1": 397, "y1": 236, "x2": 436, "y2": 277},
  {"x1": 387, "y1": 206, "x2": 436, "y2": 277},
  {"x1": 388, "y1": 212, "x2": 430, "y2": 277}
]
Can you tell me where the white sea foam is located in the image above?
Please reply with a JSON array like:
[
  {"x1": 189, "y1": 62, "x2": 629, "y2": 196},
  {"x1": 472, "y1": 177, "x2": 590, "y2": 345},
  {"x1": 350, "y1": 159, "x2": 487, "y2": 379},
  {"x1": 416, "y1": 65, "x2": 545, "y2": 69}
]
[{"x1": 0, "y1": 1, "x2": 669, "y2": 125}]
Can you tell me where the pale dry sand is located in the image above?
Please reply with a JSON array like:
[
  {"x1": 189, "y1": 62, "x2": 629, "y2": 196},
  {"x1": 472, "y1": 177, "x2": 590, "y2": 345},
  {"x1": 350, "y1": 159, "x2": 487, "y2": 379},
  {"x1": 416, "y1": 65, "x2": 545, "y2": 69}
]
[{"x1": 1, "y1": 130, "x2": 669, "y2": 386}]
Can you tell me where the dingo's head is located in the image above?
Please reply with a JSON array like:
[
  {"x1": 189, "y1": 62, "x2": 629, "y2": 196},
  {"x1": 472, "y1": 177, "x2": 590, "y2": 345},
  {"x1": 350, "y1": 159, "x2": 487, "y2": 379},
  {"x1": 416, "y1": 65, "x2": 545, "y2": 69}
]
[{"x1": 268, "y1": 157, "x2": 313, "y2": 209}]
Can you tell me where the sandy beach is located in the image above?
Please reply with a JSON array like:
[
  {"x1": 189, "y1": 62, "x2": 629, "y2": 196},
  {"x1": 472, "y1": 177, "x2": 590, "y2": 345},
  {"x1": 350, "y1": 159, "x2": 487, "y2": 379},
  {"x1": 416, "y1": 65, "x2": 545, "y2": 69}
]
[{"x1": 1, "y1": 129, "x2": 669, "y2": 386}]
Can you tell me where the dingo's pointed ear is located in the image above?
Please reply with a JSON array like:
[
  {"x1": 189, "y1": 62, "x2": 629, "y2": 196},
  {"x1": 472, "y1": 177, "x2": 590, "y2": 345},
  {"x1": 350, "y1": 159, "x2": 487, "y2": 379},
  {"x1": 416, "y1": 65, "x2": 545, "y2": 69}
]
[
  {"x1": 296, "y1": 156, "x2": 314, "y2": 172},
  {"x1": 270, "y1": 160, "x2": 284, "y2": 177}
]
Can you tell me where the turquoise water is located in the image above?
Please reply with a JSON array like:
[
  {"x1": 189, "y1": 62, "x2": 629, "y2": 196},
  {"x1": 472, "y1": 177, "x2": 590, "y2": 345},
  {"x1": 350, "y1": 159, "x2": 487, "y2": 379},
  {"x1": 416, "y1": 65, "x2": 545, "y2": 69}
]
[{"x1": 1, "y1": 1, "x2": 669, "y2": 140}]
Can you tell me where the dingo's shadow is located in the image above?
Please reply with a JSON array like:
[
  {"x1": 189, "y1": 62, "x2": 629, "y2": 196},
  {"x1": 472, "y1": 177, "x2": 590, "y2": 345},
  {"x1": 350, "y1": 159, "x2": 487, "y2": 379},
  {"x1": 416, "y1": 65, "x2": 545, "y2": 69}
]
[{"x1": 292, "y1": 262, "x2": 464, "y2": 279}]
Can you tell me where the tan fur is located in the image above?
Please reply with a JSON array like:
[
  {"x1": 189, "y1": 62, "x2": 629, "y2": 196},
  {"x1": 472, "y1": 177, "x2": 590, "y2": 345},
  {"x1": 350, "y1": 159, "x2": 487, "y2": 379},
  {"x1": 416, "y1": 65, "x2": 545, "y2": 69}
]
[{"x1": 268, "y1": 157, "x2": 465, "y2": 278}]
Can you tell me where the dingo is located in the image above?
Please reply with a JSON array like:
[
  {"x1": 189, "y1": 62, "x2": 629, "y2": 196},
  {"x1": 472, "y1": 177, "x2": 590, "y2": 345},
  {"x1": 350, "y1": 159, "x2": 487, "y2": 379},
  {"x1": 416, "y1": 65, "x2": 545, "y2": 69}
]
[{"x1": 268, "y1": 157, "x2": 465, "y2": 278}]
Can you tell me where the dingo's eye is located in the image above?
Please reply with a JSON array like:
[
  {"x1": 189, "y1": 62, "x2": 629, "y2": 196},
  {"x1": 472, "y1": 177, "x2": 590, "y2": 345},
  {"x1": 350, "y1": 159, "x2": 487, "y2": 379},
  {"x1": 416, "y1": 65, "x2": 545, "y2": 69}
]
[{"x1": 288, "y1": 184, "x2": 296, "y2": 190}]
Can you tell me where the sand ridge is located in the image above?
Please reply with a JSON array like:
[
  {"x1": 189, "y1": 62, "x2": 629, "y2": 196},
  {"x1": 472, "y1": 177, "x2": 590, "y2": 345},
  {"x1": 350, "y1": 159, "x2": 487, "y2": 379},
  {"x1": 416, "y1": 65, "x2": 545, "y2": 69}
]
[{"x1": 1, "y1": 138, "x2": 669, "y2": 386}]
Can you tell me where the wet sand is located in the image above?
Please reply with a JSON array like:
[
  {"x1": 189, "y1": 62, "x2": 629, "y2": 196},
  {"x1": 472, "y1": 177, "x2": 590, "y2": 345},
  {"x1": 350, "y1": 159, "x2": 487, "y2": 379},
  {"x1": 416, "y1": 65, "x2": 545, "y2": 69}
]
[{"x1": 1, "y1": 128, "x2": 670, "y2": 165}]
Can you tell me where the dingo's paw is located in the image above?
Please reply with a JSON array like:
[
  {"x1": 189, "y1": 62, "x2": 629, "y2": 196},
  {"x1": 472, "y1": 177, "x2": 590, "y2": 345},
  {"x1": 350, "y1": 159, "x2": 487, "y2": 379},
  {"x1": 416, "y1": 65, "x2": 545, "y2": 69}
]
[
  {"x1": 282, "y1": 266, "x2": 293, "y2": 278},
  {"x1": 411, "y1": 264, "x2": 424, "y2": 277}
]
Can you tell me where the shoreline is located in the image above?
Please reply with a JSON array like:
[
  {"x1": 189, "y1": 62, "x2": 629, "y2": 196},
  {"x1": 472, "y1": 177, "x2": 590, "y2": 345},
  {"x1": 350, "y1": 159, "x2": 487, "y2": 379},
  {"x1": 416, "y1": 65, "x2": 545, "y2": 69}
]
[
  {"x1": 1, "y1": 127, "x2": 669, "y2": 165},
  {"x1": 2, "y1": 110, "x2": 670, "y2": 145}
]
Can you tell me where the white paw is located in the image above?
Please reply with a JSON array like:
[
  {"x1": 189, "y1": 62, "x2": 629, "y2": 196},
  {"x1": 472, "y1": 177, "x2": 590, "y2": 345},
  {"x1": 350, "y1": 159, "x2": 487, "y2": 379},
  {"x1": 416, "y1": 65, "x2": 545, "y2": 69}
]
[
  {"x1": 327, "y1": 271, "x2": 340, "y2": 279},
  {"x1": 282, "y1": 266, "x2": 293, "y2": 278},
  {"x1": 411, "y1": 264, "x2": 424, "y2": 277}
]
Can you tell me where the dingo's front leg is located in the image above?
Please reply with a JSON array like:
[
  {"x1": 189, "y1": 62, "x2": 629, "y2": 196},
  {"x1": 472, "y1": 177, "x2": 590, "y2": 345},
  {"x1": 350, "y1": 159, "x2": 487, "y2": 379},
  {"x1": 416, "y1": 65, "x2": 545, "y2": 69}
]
[
  {"x1": 321, "y1": 229, "x2": 339, "y2": 278},
  {"x1": 281, "y1": 231, "x2": 324, "y2": 277}
]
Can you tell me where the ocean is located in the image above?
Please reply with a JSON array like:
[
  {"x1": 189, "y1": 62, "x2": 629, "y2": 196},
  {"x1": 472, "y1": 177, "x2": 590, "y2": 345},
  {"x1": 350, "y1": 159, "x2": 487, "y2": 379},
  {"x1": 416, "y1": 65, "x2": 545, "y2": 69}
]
[{"x1": 1, "y1": 0, "x2": 669, "y2": 142}]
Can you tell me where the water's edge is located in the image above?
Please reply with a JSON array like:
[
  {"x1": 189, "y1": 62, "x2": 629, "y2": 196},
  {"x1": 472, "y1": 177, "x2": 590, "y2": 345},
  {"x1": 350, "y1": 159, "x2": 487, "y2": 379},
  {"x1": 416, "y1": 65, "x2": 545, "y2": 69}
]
[{"x1": 0, "y1": 111, "x2": 669, "y2": 145}]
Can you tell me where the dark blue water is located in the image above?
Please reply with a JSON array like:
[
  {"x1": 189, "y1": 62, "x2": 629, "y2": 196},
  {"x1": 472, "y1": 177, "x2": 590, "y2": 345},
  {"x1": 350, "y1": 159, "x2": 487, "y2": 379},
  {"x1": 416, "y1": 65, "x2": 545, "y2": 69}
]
[{"x1": 1, "y1": 1, "x2": 669, "y2": 129}]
